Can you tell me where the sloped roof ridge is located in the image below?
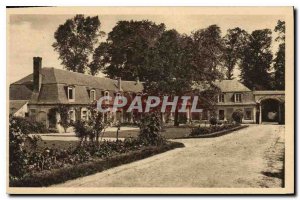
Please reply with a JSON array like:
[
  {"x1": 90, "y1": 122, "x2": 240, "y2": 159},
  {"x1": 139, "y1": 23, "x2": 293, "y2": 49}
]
[{"x1": 50, "y1": 67, "x2": 115, "y2": 82}]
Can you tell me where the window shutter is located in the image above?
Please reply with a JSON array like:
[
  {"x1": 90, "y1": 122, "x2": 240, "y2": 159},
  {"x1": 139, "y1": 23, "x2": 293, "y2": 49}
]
[{"x1": 231, "y1": 94, "x2": 235, "y2": 102}]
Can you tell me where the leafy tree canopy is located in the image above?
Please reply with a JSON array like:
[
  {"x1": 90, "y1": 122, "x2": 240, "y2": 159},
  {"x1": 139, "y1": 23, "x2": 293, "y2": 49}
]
[
  {"x1": 273, "y1": 20, "x2": 285, "y2": 90},
  {"x1": 98, "y1": 20, "x2": 166, "y2": 80},
  {"x1": 53, "y1": 15, "x2": 104, "y2": 74},
  {"x1": 239, "y1": 29, "x2": 273, "y2": 90},
  {"x1": 222, "y1": 27, "x2": 250, "y2": 80}
]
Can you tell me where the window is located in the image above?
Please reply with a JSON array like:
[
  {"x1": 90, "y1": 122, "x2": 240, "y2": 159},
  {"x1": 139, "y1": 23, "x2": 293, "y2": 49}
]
[
  {"x1": 90, "y1": 90, "x2": 96, "y2": 101},
  {"x1": 219, "y1": 110, "x2": 225, "y2": 120},
  {"x1": 244, "y1": 108, "x2": 252, "y2": 120},
  {"x1": 104, "y1": 91, "x2": 109, "y2": 97},
  {"x1": 69, "y1": 110, "x2": 75, "y2": 122},
  {"x1": 68, "y1": 87, "x2": 75, "y2": 101},
  {"x1": 234, "y1": 93, "x2": 242, "y2": 102},
  {"x1": 218, "y1": 94, "x2": 225, "y2": 103},
  {"x1": 116, "y1": 92, "x2": 121, "y2": 97},
  {"x1": 81, "y1": 110, "x2": 88, "y2": 120}
]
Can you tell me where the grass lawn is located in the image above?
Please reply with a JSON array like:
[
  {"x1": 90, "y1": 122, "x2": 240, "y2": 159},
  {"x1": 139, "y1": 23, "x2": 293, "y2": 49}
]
[
  {"x1": 28, "y1": 127, "x2": 191, "y2": 150},
  {"x1": 103, "y1": 126, "x2": 193, "y2": 139}
]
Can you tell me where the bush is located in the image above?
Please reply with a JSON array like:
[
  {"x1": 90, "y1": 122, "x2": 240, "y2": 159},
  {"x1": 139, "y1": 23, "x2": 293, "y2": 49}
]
[
  {"x1": 190, "y1": 127, "x2": 211, "y2": 136},
  {"x1": 73, "y1": 120, "x2": 90, "y2": 145},
  {"x1": 9, "y1": 116, "x2": 41, "y2": 180},
  {"x1": 178, "y1": 115, "x2": 187, "y2": 124},
  {"x1": 73, "y1": 108, "x2": 111, "y2": 144},
  {"x1": 190, "y1": 123, "x2": 239, "y2": 136},
  {"x1": 10, "y1": 141, "x2": 185, "y2": 187},
  {"x1": 232, "y1": 110, "x2": 244, "y2": 124},
  {"x1": 10, "y1": 116, "x2": 48, "y2": 134},
  {"x1": 209, "y1": 116, "x2": 218, "y2": 125},
  {"x1": 138, "y1": 112, "x2": 166, "y2": 146}
]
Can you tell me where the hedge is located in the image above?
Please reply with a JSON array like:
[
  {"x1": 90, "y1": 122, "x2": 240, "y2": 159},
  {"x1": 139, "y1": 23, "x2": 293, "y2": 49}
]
[
  {"x1": 10, "y1": 141, "x2": 184, "y2": 187},
  {"x1": 176, "y1": 125, "x2": 249, "y2": 139}
]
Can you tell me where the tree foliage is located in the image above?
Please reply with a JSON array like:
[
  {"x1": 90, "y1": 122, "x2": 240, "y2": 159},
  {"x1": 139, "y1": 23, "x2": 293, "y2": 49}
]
[
  {"x1": 98, "y1": 20, "x2": 166, "y2": 80},
  {"x1": 191, "y1": 25, "x2": 224, "y2": 78},
  {"x1": 138, "y1": 112, "x2": 165, "y2": 146},
  {"x1": 9, "y1": 116, "x2": 41, "y2": 180},
  {"x1": 73, "y1": 106, "x2": 111, "y2": 145},
  {"x1": 222, "y1": 28, "x2": 250, "y2": 79},
  {"x1": 239, "y1": 29, "x2": 273, "y2": 90},
  {"x1": 53, "y1": 15, "x2": 103, "y2": 74},
  {"x1": 273, "y1": 20, "x2": 285, "y2": 90}
]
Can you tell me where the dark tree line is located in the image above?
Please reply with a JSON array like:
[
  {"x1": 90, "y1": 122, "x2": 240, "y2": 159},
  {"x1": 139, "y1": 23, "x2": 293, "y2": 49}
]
[{"x1": 53, "y1": 15, "x2": 285, "y2": 91}]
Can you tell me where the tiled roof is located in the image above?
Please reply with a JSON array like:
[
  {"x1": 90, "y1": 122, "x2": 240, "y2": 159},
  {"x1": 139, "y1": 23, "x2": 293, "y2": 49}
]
[
  {"x1": 214, "y1": 80, "x2": 251, "y2": 92},
  {"x1": 9, "y1": 84, "x2": 33, "y2": 100},
  {"x1": 253, "y1": 90, "x2": 285, "y2": 95},
  {"x1": 10, "y1": 67, "x2": 144, "y2": 105},
  {"x1": 9, "y1": 100, "x2": 28, "y2": 113}
]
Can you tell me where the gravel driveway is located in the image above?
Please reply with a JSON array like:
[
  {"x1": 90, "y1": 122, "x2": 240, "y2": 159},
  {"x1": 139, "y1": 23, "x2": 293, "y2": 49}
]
[{"x1": 53, "y1": 124, "x2": 284, "y2": 188}]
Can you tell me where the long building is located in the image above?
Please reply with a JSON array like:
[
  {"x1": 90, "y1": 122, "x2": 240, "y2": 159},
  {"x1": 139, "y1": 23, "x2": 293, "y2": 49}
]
[{"x1": 9, "y1": 57, "x2": 285, "y2": 132}]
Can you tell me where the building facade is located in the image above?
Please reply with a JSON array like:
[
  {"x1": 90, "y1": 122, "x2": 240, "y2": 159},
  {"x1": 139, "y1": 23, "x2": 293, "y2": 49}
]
[{"x1": 9, "y1": 57, "x2": 285, "y2": 132}]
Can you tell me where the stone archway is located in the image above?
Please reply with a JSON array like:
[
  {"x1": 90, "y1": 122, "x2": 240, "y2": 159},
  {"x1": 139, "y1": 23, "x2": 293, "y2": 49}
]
[{"x1": 257, "y1": 97, "x2": 285, "y2": 124}]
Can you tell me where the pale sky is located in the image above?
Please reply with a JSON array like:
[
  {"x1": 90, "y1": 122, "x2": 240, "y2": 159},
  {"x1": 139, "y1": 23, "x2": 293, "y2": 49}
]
[{"x1": 8, "y1": 14, "x2": 284, "y2": 83}]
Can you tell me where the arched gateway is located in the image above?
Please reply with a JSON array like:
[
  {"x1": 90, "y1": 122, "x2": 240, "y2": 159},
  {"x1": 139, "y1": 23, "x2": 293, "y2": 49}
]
[{"x1": 254, "y1": 91, "x2": 285, "y2": 124}]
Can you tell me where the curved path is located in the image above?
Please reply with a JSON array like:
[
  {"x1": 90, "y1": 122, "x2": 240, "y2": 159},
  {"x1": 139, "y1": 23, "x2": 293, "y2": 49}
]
[{"x1": 53, "y1": 125, "x2": 284, "y2": 188}]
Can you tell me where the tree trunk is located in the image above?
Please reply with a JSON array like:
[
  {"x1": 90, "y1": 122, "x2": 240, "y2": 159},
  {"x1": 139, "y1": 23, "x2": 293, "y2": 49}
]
[
  {"x1": 174, "y1": 108, "x2": 179, "y2": 126},
  {"x1": 96, "y1": 132, "x2": 100, "y2": 144}
]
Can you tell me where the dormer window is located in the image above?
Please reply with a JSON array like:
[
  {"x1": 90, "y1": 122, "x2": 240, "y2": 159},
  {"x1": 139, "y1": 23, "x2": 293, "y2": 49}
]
[
  {"x1": 68, "y1": 87, "x2": 75, "y2": 102},
  {"x1": 116, "y1": 92, "x2": 121, "y2": 97},
  {"x1": 218, "y1": 94, "x2": 224, "y2": 103},
  {"x1": 90, "y1": 89, "x2": 96, "y2": 101},
  {"x1": 104, "y1": 91, "x2": 109, "y2": 97},
  {"x1": 234, "y1": 93, "x2": 242, "y2": 102}
]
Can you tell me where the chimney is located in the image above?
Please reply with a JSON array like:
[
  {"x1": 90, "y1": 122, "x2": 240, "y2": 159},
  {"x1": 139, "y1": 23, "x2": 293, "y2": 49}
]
[
  {"x1": 117, "y1": 77, "x2": 122, "y2": 91},
  {"x1": 33, "y1": 57, "x2": 42, "y2": 92},
  {"x1": 135, "y1": 76, "x2": 140, "y2": 84}
]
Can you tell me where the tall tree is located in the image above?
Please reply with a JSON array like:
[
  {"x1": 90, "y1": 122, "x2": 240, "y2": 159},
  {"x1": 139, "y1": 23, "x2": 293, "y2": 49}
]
[
  {"x1": 273, "y1": 20, "x2": 285, "y2": 90},
  {"x1": 89, "y1": 42, "x2": 110, "y2": 76},
  {"x1": 239, "y1": 29, "x2": 273, "y2": 90},
  {"x1": 222, "y1": 28, "x2": 250, "y2": 79},
  {"x1": 191, "y1": 25, "x2": 224, "y2": 80},
  {"x1": 144, "y1": 30, "x2": 194, "y2": 95},
  {"x1": 53, "y1": 15, "x2": 103, "y2": 73},
  {"x1": 98, "y1": 20, "x2": 166, "y2": 81},
  {"x1": 144, "y1": 30, "x2": 193, "y2": 126},
  {"x1": 144, "y1": 29, "x2": 220, "y2": 126}
]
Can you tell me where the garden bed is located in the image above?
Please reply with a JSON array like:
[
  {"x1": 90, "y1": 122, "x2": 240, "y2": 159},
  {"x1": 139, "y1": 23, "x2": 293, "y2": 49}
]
[
  {"x1": 175, "y1": 125, "x2": 249, "y2": 139},
  {"x1": 10, "y1": 141, "x2": 184, "y2": 187}
]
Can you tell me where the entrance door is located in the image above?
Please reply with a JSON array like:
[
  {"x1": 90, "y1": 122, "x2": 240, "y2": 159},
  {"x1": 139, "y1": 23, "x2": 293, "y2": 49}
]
[
  {"x1": 36, "y1": 111, "x2": 47, "y2": 127},
  {"x1": 219, "y1": 110, "x2": 225, "y2": 120}
]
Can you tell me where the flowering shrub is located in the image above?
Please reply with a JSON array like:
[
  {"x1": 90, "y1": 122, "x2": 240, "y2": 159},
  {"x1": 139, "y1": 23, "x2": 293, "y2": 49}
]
[
  {"x1": 190, "y1": 124, "x2": 240, "y2": 136},
  {"x1": 73, "y1": 108, "x2": 111, "y2": 145},
  {"x1": 10, "y1": 116, "x2": 48, "y2": 134},
  {"x1": 10, "y1": 137, "x2": 151, "y2": 179},
  {"x1": 9, "y1": 111, "x2": 170, "y2": 182},
  {"x1": 138, "y1": 112, "x2": 166, "y2": 146},
  {"x1": 9, "y1": 116, "x2": 42, "y2": 180},
  {"x1": 209, "y1": 116, "x2": 218, "y2": 125}
]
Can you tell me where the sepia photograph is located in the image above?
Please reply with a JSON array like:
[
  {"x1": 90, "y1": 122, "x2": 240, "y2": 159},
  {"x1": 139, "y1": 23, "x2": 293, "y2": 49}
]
[{"x1": 6, "y1": 6, "x2": 294, "y2": 194}]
